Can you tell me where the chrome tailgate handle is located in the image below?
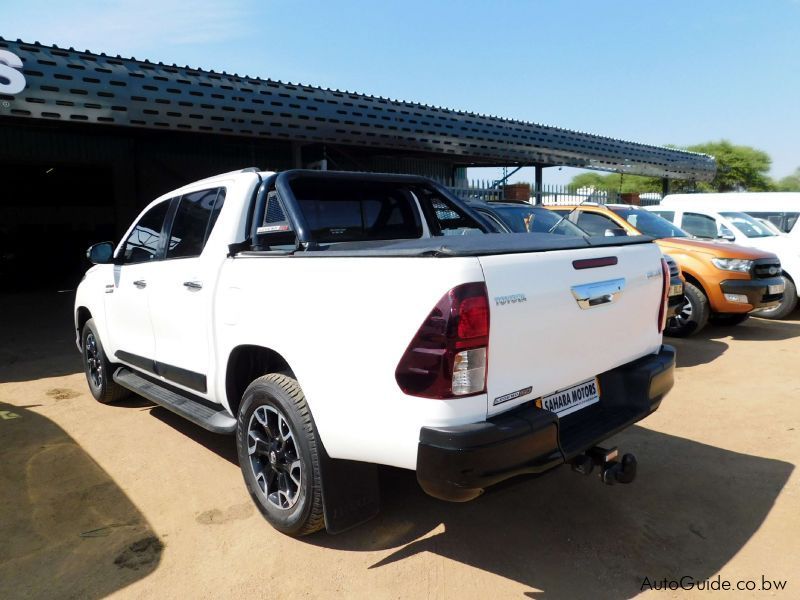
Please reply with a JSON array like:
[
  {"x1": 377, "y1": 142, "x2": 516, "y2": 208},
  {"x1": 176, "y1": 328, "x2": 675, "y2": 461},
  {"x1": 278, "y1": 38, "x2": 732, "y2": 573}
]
[{"x1": 571, "y1": 278, "x2": 625, "y2": 309}]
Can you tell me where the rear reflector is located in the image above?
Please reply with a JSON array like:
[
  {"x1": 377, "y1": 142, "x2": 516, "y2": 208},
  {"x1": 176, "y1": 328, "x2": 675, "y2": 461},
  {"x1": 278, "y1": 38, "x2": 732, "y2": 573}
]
[
  {"x1": 573, "y1": 256, "x2": 618, "y2": 270},
  {"x1": 395, "y1": 282, "x2": 489, "y2": 399}
]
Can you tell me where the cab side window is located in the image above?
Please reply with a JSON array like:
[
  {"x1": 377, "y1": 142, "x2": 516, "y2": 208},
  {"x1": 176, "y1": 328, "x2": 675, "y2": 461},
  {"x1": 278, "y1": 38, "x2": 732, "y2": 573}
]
[
  {"x1": 681, "y1": 212, "x2": 718, "y2": 239},
  {"x1": 576, "y1": 212, "x2": 620, "y2": 236},
  {"x1": 166, "y1": 188, "x2": 226, "y2": 259},
  {"x1": 118, "y1": 200, "x2": 171, "y2": 264}
]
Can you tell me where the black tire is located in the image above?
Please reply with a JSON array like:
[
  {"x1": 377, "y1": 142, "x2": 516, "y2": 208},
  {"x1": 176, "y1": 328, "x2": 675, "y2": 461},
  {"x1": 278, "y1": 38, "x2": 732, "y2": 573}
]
[
  {"x1": 752, "y1": 277, "x2": 798, "y2": 320},
  {"x1": 665, "y1": 282, "x2": 710, "y2": 337},
  {"x1": 236, "y1": 373, "x2": 324, "y2": 537},
  {"x1": 709, "y1": 313, "x2": 750, "y2": 326},
  {"x1": 81, "y1": 319, "x2": 129, "y2": 404}
]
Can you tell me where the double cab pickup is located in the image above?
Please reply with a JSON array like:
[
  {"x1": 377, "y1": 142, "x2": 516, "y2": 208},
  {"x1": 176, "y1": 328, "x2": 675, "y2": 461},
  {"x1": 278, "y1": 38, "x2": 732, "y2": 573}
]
[{"x1": 76, "y1": 170, "x2": 675, "y2": 535}]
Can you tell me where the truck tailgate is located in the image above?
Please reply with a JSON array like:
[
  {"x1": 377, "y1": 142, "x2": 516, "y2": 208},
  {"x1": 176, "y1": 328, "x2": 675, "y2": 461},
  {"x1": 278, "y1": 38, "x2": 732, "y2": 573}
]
[{"x1": 480, "y1": 243, "x2": 664, "y2": 417}]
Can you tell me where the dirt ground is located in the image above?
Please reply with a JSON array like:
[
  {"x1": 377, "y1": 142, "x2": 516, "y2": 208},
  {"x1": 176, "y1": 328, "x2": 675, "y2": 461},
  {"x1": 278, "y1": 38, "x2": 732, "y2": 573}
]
[{"x1": 1, "y1": 292, "x2": 798, "y2": 600}]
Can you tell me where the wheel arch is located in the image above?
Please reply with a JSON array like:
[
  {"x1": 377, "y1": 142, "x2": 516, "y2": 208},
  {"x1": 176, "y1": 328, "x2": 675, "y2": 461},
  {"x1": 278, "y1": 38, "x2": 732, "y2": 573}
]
[
  {"x1": 75, "y1": 306, "x2": 92, "y2": 349},
  {"x1": 679, "y1": 271, "x2": 708, "y2": 298},
  {"x1": 225, "y1": 345, "x2": 295, "y2": 418}
]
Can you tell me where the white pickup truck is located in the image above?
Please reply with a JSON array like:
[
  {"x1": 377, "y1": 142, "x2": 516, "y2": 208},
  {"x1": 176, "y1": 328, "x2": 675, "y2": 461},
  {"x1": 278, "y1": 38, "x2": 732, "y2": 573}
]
[{"x1": 75, "y1": 169, "x2": 675, "y2": 536}]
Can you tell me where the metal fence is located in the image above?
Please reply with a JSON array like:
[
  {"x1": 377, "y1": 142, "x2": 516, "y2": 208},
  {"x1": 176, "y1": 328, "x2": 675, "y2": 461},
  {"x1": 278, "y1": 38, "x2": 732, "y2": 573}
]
[{"x1": 446, "y1": 178, "x2": 663, "y2": 206}]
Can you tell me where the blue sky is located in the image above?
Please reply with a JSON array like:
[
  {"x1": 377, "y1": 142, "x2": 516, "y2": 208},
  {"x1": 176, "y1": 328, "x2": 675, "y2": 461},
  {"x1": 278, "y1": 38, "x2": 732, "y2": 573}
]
[{"x1": 3, "y1": 0, "x2": 799, "y2": 185}]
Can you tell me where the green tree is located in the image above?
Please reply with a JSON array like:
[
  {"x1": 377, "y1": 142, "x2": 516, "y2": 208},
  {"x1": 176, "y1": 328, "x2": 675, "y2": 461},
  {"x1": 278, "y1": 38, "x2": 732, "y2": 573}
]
[
  {"x1": 775, "y1": 168, "x2": 800, "y2": 191},
  {"x1": 569, "y1": 172, "x2": 661, "y2": 194},
  {"x1": 568, "y1": 140, "x2": 775, "y2": 193},
  {"x1": 685, "y1": 141, "x2": 772, "y2": 192}
]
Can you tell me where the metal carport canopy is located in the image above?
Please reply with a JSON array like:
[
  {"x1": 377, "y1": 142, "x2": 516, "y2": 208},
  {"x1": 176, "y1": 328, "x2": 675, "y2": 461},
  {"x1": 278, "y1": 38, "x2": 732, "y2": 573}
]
[{"x1": 0, "y1": 38, "x2": 715, "y2": 181}]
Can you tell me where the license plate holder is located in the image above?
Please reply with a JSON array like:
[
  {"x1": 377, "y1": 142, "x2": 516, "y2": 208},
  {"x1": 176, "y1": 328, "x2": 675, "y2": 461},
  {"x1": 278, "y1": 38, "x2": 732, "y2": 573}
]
[
  {"x1": 540, "y1": 378, "x2": 600, "y2": 417},
  {"x1": 769, "y1": 283, "x2": 785, "y2": 295}
]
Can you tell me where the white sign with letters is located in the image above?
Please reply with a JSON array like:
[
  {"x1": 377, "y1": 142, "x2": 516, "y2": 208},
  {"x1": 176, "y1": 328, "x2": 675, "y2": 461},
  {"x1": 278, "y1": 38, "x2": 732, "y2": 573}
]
[{"x1": 0, "y1": 49, "x2": 26, "y2": 95}]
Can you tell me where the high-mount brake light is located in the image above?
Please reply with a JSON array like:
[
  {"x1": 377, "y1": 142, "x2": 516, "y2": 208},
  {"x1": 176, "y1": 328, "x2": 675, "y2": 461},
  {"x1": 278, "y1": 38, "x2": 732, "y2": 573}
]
[
  {"x1": 657, "y1": 258, "x2": 670, "y2": 333},
  {"x1": 395, "y1": 282, "x2": 489, "y2": 399}
]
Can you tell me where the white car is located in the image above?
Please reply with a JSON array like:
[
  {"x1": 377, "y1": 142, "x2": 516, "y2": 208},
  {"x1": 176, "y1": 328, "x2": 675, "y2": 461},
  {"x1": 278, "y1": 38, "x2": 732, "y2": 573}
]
[
  {"x1": 662, "y1": 192, "x2": 800, "y2": 241},
  {"x1": 75, "y1": 169, "x2": 675, "y2": 536},
  {"x1": 647, "y1": 204, "x2": 798, "y2": 319}
]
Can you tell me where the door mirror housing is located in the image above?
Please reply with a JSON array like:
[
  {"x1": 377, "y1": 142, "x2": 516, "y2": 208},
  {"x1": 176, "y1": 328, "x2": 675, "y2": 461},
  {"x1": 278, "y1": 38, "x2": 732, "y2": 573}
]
[
  {"x1": 87, "y1": 241, "x2": 115, "y2": 265},
  {"x1": 718, "y1": 233, "x2": 736, "y2": 242}
]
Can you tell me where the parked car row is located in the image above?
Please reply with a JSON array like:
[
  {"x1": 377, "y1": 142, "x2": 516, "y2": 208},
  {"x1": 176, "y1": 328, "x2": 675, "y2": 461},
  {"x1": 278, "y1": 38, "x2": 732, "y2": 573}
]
[{"x1": 652, "y1": 192, "x2": 800, "y2": 319}]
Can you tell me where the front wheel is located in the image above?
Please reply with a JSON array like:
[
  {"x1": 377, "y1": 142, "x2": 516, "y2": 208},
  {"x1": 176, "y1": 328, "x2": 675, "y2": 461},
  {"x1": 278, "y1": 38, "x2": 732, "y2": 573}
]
[
  {"x1": 665, "y1": 282, "x2": 710, "y2": 337},
  {"x1": 81, "y1": 319, "x2": 129, "y2": 404},
  {"x1": 236, "y1": 374, "x2": 325, "y2": 536},
  {"x1": 753, "y1": 277, "x2": 797, "y2": 320}
]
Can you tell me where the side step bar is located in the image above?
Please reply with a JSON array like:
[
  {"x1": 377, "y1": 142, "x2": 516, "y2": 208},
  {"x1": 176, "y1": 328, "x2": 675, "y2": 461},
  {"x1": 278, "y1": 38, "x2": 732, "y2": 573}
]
[{"x1": 113, "y1": 367, "x2": 236, "y2": 434}]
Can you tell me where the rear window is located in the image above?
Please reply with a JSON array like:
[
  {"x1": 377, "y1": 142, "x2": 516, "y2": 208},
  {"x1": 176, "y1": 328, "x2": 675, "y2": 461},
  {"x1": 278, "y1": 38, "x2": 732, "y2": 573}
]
[{"x1": 288, "y1": 179, "x2": 484, "y2": 243}]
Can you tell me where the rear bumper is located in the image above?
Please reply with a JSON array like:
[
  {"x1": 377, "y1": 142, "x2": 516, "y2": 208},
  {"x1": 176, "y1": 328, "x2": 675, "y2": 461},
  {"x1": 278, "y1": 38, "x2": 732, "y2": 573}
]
[
  {"x1": 416, "y1": 345, "x2": 676, "y2": 501},
  {"x1": 720, "y1": 276, "x2": 783, "y2": 310}
]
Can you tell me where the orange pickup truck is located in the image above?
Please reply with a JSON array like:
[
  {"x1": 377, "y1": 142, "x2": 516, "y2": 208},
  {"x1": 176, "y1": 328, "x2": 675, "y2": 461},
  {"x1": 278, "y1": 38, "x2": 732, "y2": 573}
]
[{"x1": 548, "y1": 204, "x2": 784, "y2": 336}]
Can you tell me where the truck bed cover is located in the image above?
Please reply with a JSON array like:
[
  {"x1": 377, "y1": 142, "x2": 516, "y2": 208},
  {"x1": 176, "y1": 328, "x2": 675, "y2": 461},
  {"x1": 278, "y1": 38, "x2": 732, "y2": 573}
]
[{"x1": 240, "y1": 232, "x2": 655, "y2": 258}]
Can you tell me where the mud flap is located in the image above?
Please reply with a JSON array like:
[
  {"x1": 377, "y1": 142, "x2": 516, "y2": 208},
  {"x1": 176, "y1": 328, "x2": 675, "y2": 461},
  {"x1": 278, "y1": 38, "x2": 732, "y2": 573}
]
[{"x1": 318, "y1": 442, "x2": 380, "y2": 534}]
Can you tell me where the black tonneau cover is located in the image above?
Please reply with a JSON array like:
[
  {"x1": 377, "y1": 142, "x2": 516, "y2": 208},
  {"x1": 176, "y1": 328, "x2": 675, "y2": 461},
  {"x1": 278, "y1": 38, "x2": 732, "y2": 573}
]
[{"x1": 241, "y1": 232, "x2": 654, "y2": 258}]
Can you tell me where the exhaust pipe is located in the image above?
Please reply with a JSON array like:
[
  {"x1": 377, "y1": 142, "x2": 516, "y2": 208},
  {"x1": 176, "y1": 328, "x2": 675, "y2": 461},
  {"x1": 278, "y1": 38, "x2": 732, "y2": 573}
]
[{"x1": 571, "y1": 446, "x2": 638, "y2": 485}]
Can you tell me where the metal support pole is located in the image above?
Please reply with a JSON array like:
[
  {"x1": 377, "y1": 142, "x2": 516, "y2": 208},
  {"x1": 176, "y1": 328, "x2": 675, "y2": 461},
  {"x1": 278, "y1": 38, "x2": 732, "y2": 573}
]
[
  {"x1": 662, "y1": 177, "x2": 670, "y2": 198},
  {"x1": 535, "y1": 164, "x2": 544, "y2": 205}
]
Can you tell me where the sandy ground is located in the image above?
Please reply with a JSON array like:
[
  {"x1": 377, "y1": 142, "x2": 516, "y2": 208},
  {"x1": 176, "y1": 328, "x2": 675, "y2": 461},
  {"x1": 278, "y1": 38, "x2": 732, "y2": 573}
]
[{"x1": 0, "y1": 292, "x2": 798, "y2": 599}]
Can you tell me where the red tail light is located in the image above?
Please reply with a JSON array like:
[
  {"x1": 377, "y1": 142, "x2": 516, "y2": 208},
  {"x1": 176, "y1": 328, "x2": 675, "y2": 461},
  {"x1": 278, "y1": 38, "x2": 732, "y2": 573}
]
[
  {"x1": 395, "y1": 282, "x2": 489, "y2": 399},
  {"x1": 657, "y1": 258, "x2": 670, "y2": 333}
]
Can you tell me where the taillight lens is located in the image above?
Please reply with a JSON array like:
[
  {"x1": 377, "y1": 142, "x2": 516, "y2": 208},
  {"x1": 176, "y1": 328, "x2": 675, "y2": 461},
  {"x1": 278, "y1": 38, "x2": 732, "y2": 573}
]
[
  {"x1": 395, "y1": 282, "x2": 490, "y2": 399},
  {"x1": 657, "y1": 258, "x2": 670, "y2": 333}
]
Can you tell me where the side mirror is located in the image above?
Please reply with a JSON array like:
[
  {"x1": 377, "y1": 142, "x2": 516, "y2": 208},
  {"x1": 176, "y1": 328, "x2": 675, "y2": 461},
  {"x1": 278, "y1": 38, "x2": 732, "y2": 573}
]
[
  {"x1": 719, "y1": 233, "x2": 736, "y2": 242},
  {"x1": 604, "y1": 227, "x2": 628, "y2": 237},
  {"x1": 86, "y1": 241, "x2": 115, "y2": 265}
]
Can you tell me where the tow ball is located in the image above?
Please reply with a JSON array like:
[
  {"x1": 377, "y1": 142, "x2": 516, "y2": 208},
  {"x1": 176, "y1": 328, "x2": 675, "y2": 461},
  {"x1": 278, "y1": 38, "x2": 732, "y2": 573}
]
[{"x1": 570, "y1": 446, "x2": 637, "y2": 485}]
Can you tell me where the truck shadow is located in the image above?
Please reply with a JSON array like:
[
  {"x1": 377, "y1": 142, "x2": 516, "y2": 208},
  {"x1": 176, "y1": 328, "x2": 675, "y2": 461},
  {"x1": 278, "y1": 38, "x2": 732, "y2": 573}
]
[
  {"x1": 0, "y1": 402, "x2": 163, "y2": 600},
  {"x1": 310, "y1": 426, "x2": 792, "y2": 599},
  {"x1": 668, "y1": 337, "x2": 727, "y2": 368},
  {"x1": 713, "y1": 316, "x2": 800, "y2": 341}
]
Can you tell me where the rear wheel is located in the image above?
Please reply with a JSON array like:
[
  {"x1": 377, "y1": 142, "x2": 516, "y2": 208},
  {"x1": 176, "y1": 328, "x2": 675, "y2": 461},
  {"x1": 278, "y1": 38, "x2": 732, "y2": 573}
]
[
  {"x1": 236, "y1": 373, "x2": 324, "y2": 537},
  {"x1": 81, "y1": 319, "x2": 129, "y2": 404},
  {"x1": 665, "y1": 282, "x2": 710, "y2": 337},
  {"x1": 752, "y1": 277, "x2": 797, "y2": 320}
]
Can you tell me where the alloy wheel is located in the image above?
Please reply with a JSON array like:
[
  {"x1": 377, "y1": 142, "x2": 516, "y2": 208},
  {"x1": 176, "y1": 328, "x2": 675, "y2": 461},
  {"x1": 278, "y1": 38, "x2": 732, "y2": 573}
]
[
  {"x1": 85, "y1": 332, "x2": 103, "y2": 388},
  {"x1": 247, "y1": 405, "x2": 302, "y2": 509}
]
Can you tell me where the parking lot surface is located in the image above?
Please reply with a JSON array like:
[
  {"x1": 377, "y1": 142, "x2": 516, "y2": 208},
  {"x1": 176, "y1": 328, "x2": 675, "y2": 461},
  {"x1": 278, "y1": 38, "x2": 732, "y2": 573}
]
[{"x1": 1, "y1": 293, "x2": 798, "y2": 599}]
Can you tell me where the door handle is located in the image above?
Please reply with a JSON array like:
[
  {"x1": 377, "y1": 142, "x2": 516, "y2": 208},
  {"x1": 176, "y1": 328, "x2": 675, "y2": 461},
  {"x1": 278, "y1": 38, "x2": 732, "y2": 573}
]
[
  {"x1": 133, "y1": 280, "x2": 147, "y2": 289},
  {"x1": 183, "y1": 281, "x2": 203, "y2": 290},
  {"x1": 571, "y1": 278, "x2": 625, "y2": 310}
]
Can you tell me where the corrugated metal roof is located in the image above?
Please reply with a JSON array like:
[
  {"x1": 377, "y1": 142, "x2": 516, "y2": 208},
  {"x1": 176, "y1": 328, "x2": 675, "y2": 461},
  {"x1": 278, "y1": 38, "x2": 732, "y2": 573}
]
[{"x1": 0, "y1": 38, "x2": 715, "y2": 180}]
